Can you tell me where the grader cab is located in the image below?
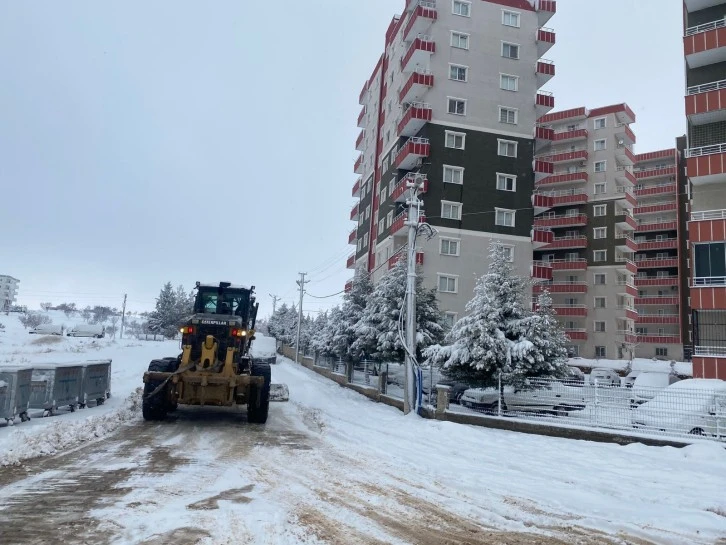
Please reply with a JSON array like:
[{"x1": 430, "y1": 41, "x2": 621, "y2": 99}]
[{"x1": 142, "y1": 282, "x2": 275, "y2": 423}]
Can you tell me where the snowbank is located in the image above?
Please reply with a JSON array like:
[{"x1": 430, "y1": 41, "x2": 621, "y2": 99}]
[{"x1": 569, "y1": 356, "x2": 692, "y2": 376}]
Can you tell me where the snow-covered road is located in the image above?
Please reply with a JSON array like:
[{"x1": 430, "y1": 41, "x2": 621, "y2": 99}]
[{"x1": 1, "y1": 357, "x2": 725, "y2": 544}]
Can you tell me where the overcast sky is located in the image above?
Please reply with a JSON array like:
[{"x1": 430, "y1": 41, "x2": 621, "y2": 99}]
[{"x1": 0, "y1": 0, "x2": 684, "y2": 317}]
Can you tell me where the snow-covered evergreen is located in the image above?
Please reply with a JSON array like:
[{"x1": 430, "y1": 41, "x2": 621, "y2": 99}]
[
  {"x1": 148, "y1": 282, "x2": 192, "y2": 338},
  {"x1": 268, "y1": 303, "x2": 299, "y2": 346},
  {"x1": 332, "y1": 265, "x2": 373, "y2": 360},
  {"x1": 424, "y1": 242, "x2": 569, "y2": 386},
  {"x1": 353, "y1": 256, "x2": 445, "y2": 361}
]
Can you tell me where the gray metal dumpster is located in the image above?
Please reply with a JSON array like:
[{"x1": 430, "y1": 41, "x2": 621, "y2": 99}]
[
  {"x1": 79, "y1": 360, "x2": 112, "y2": 408},
  {"x1": 30, "y1": 364, "x2": 84, "y2": 416},
  {"x1": 0, "y1": 367, "x2": 33, "y2": 424}
]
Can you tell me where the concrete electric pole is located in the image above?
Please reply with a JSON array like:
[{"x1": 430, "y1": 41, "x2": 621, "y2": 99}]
[
  {"x1": 269, "y1": 294, "x2": 280, "y2": 315},
  {"x1": 294, "y1": 273, "x2": 309, "y2": 363},
  {"x1": 120, "y1": 293, "x2": 127, "y2": 339}
]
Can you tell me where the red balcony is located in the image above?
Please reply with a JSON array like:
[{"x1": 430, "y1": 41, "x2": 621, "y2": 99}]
[
  {"x1": 345, "y1": 279, "x2": 353, "y2": 293},
  {"x1": 635, "y1": 183, "x2": 677, "y2": 197},
  {"x1": 532, "y1": 190, "x2": 588, "y2": 214},
  {"x1": 636, "y1": 238, "x2": 679, "y2": 251},
  {"x1": 390, "y1": 212, "x2": 406, "y2": 236},
  {"x1": 615, "y1": 124, "x2": 636, "y2": 145},
  {"x1": 392, "y1": 173, "x2": 428, "y2": 203},
  {"x1": 615, "y1": 213, "x2": 638, "y2": 231},
  {"x1": 690, "y1": 209, "x2": 726, "y2": 243},
  {"x1": 686, "y1": 144, "x2": 726, "y2": 185},
  {"x1": 399, "y1": 70, "x2": 434, "y2": 103},
  {"x1": 615, "y1": 145, "x2": 636, "y2": 166},
  {"x1": 615, "y1": 234, "x2": 639, "y2": 253},
  {"x1": 534, "y1": 213, "x2": 587, "y2": 229},
  {"x1": 536, "y1": 60, "x2": 555, "y2": 86},
  {"x1": 397, "y1": 102, "x2": 432, "y2": 136},
  {"x1": 401, "y1": 36, "x2": 435, "y2": 73},
  {"x1": 534, "y1": 159, "x2": 554, "y2": 182},
  {"x1": 634, "y1": 202, "x2": 677, "y2": 216},
  {"x1": 531, "y1": 228, "x2": 554, "y2": 248},
  {"x1": 615, "y1": 167, "x2": 637, "y2": 186},
  {"x1": 537, "y1": 27, "x2": 556, "y2": 57},
  {"x1": 553, "y1": 305, "x2": 587, "y2": 317},
  {"x1": 416, "y1": 251, "x2": 424, "y2": 265},
  {"x1": 536, "y1": 172, "x2": 588, "y2": 187},
  {"x1": 531, "y1": 262, "x2": 553, "y2": 282},
  {"x1": 403, "y1": 3, "x2": 437, "y2": 41},
  {"x1": 686, "y1": 79, "x2": 726, "y2": 125},
  {"x1": 544, "y1": 235, "x2": 588, "y2": 249},
  {"x1": 348, "y1": 229, "x2": 357, "y2": 245},
  {"x1": 346, "y1": 254, "x2": 356, "y2": 269},
  {"x1": 635, "y1": 167, "x2": 677, "y2": 182},
  {"x1": 631, "y1": 334, "x2": 681, "y2": 344},
  {"x1": 535, "y1": 126, "x2": 554, "y2": 142},
  {"x1": 355, "y1": 130, "x2": 365, "y2": 151},
  {"x1": 551, "y1": 258, "x2": 588, "y2": 271},
  {"x1": 387, "y1": 251, "x2": 424, "y2": 270},
  {"x1": 590, "y1": 103, "x2": 636, "y2": 125},
  {"x1": 684, "y1": 19, "x2": 726, "y2": 69},
  {"x1": 625, "y1": 307, "x2": 639, "y2": 321},
  {"x1": 537, "y1": 0, "x2": 557, "y2": 27},
  {"x1": 352, "y1": 178, "x2": 361, "y2": 198},
  {"x1": 635, "y1": 296, "x2": 679, "y2": 306},
  {"x1": 552, "y1": 128, "x2": 588, "y2": 143},
  {"x1": 615, "y1": 260, "x2": 639, "y2": 275},
  {"x1": 690, "y1": 285, "x2": 726, "y2": 310},
  {"x1": 394, "y1": 137, "x2": 430, "y2": 170},
  {"x1": 539, "y1": 107, "x2": 587, "y2": 125},
  {"x1": 350, "y1": 203, "x2": 359, "y2": 221},
  {"x1": 618, "y1": 283, "x2": 638, "y2": 297},
  {"x1": 635, "y1": 257, "x2": 679, "y2": 269},
  {"x1": 536, "y1": 91, "x2": 555, "y2": 114},
  {"x1": 534, "y1": 282, "x2": 588, "y2": 294},
  {"x1": 357, "y1": 107, "x2": 366, "y2": 128},
  {"x1": 692, "y1": 355, "x2": 726, "y2": 380},
  {"x1": 565, "y1": 329, "x2": 587, "y2": 341},
  {"x1": 537, "y1": 149, "x2": 588, "y2": 165},
  {"x1": 634, "y1": 276, "x2": 679, "y2": 287},
  {"x1": 616, "y1": 187, "x2": 638, "y2": 208},
  {"x1": 636, "y1": 314, "x2": 680, "y2": 325},
  {"x1": 354, "y1": 154, "x2": 364, "y2": 174}
]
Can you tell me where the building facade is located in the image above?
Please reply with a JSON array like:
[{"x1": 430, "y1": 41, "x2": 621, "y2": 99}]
[
  {"x1": 683, "y1": 0, "x2": 726, "y2": 379},
  {"x1": 347, "y1": 0, "x2": 557, "y2": 324},
  {"x1": 0, "y1": 275, "x2": 19, "y2": 311}
]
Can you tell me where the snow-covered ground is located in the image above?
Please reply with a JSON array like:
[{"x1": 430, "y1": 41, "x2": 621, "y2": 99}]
[{"x1": 1, "y1": 318, "x2": 726, "y2": 543}]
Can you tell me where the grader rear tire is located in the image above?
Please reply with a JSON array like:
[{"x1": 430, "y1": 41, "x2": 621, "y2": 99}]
[
  {"x1": 247, "y1": 363, "x2": 271, "y2": 424},
  {"x1": 142, "y1": 359, "x2": 175, "y2": 421}
]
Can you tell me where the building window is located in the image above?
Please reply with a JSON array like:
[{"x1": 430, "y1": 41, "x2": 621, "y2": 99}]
[
  {"x1": 594, "y1": 182, "x2": 607, "y2": 194},
  {"x1": 594, "y1": 321, "x2": 606, "y2": 332},
  {"x1": 447, "y1": 97, "x2": 466, "y2": 115},
  {"x1": 594, "y1": 297, "x2": 607, "y2": 308},
  {"x1": 445, "y1": 131, "x2": 466, "y2": 149},
  {"x1": 496, "y1": 173, "x2": 516, "y2": 191},
  {"x1": 440, "y1": 238, "x2": 460, "y2": 256},
  {"x1": 593, "y1": 227, "x2": 607, "y2": 239},
  {"x1": 443, "y1": 165, "x2": 464, "y2": 184},
  {"x1": 495, "y1": 208, "x2": 515, "y2": 227},
  {"x1": 655, "y1": 347, "x2": 668, "y2": 357},
  {"x1": 386, "y1": 210, "x2": 393, "y2": 226},
  {"x1": 449, "y1": 64, "x2": 468, "y2": 82},
  {"x1": 443, "y1": 312, "x2": 458, "y2": 328},
  {"x1": 499, "y1": 107, "x2": 518, "y2": 124},
  {"x1": 594, "y1": 139, "x2": 606, "y2": 151},
  {"x1": 594, "y1": 161, "x2": 606, "y2": 173},
  {"x1": 438, "y1": 275, "x2": 458, "y2": 293},
  {"x1": 594, "y1": 117, "x2": 606, "y2": 129},
  {"x1": 452, "y1": 0, "x2": 471, "y2": 17},
  {"x1": 595, "y1": 346, "x2": 607, "y2": 358},
  {"x1": 378, "y1": 218, "x2": 385, "y2": 234},
  {"x1": 594, "y1": 273, "x2": 607, "y2": 285},
  {"x1": 498, "y1": 139, "x2": 518, "y2": 157},
  {"x1": 451, "y1": 31, "x2": 469, "y2": 49},
  {"x1": 593, "y1": 250, "x2": 607, "y2": 262},
  {"x1": 442, "y1": 201, "x2": 462, "y2": 220},
  {"x1": 500, "y1": 74, "x2": 518, "y2": 91},
  {"x1": 502, "y1": 10, "x2": 520, "y2": 27},
  {"x1": 502, "y1": 42, "x2": 520, "y2": 59},
  {"x1": 362, "y1": 233, "x2": 369, "y2": 248},
  {"x1": 498, "y1": 244, "x2": 514, "y2": 262},
  {"x1": 594, "y1": 204, "x2": 607, "y2": 217},
  {"x1": 694, "y1": 242, "x2": 726, "y2": 280}
]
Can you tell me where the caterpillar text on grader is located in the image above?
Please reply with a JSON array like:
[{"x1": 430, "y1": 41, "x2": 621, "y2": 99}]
[{"x1": 142, "y1": 282, "x2": 282, "y2": 423}]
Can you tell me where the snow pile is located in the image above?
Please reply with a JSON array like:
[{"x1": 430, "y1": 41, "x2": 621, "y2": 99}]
[
  {"x1": 569, "y1": 357, "x2": 693, "y2": 376},
  {"x1": 0, "y1": 388, "x2": 143, "y2": 466}
]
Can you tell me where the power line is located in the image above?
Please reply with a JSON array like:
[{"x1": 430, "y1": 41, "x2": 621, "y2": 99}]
[{"x1": 306, "y1": 290, "x2": 345, "y2": 299}]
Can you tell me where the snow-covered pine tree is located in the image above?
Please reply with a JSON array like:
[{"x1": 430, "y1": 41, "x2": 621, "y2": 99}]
[
  {"x1": 333, "y1": 264, "x2": 373, "y2": 360},
  {"x1": 174, "y1": 285, "x2": 194, "y2": 321},
  {"x1": 353, "y1": 254, "x2": 445, "y2": 362},
  {"x1": 309, "y1": 311, "x2": 329, "y2": 355},
  {"x1": 423, "y1": 242, "x2": 532, "y2": 386},
  {"x1": 148, "y1": 282, "x2": 180, "y2": 338},
  {"x1": 267, "y1": 303, "x2": 289, "y2": 341},
  {"x1": 318, "y1": 306, "x2": 344, "y2": 358}
]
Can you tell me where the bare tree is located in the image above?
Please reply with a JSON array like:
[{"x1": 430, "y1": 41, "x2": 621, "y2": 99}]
[
  {"x1": 18, "y1": 312, "x2": 52, "y2": 330},
  {"x1": 109, "y1": 315, "x2": 120, "y2": 339},
  {"x1": 39, "y1": 302, "x2": 53, "y2": 312}
]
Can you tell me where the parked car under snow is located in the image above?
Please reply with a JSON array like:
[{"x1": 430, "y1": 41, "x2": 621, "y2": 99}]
[{"x1": 460, "y1": 380, "x2": 587, "y2": 414}]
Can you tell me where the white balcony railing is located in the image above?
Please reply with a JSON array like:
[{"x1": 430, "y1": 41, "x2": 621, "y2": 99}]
[
  {"x1": 685, "y1": 18, "x2": 726, "y2": 37},
  {"x1": 694, "y1": 346, "x2": 726, "y2": 357},
  {"x1": 691, "y1": 209, "x2": 726, "y2": 221},
  {"x1": 685, "y1": 142, "x2": 726, "y2": 158},
  {"x1": 688, "y1": 78, "x2": 726, "y2": 95},
  {"x1": 693, "y1": 276, "x2": 726, "y2": 286},
  {"x1": 535, "y1": 188, "x2": 587, "y2": 198}
]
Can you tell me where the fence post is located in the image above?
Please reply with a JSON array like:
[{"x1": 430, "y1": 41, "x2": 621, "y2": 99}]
[
  {"x1": 593, "y1": 379, "x2": 599, "y2": 426},
  {"x1": 436, "y1": 385, "x2": 451, "y2": 417},
  {"x1": 717, "y1": 397, "x2": 721, "y2": 440},
  {"x1": 378, "y1": 370, "x2": 387, "y2": 395},
  {"x1": 364, "y1": 360, "x2": 370, "y2": 385},
  {"x1": 345, "y1": 361, "x2": 354, "y2": 383},
  {"x1": 497, "y1": 371, "x2": 503, "y2": 417}
]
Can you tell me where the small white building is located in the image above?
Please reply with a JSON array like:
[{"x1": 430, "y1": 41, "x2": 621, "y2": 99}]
[{"x1": 0, "y1": 275, "x2": 19, "y2": 311}]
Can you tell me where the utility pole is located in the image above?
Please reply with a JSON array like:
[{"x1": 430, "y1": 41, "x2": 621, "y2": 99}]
[
  {"x1": 294, "y1": 273, "x2": 309, "y2": 363},
  {"x1": 269, "y1": 294, "x2": 280, "y2": 315},
  {"x1": 403, "y1": 174, "x2": 424, "y2": 415},
  {"x1": 120, "y1": 294, "x2": 127, "y2": 339}
]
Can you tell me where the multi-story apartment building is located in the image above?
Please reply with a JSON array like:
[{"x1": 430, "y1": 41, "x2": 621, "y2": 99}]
[
  {"x1": 347, "y1": 0, "x2": 557, "y2": 324},
  {"x1": 683, "y1": 0, "x2": 726, "y2": 379},
  {"x1": 0, "y1": 275, "x2": 19, "y2": 311},
  {"x1": 532, "y1": 104, "x2": 640, "y2": 360}
]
